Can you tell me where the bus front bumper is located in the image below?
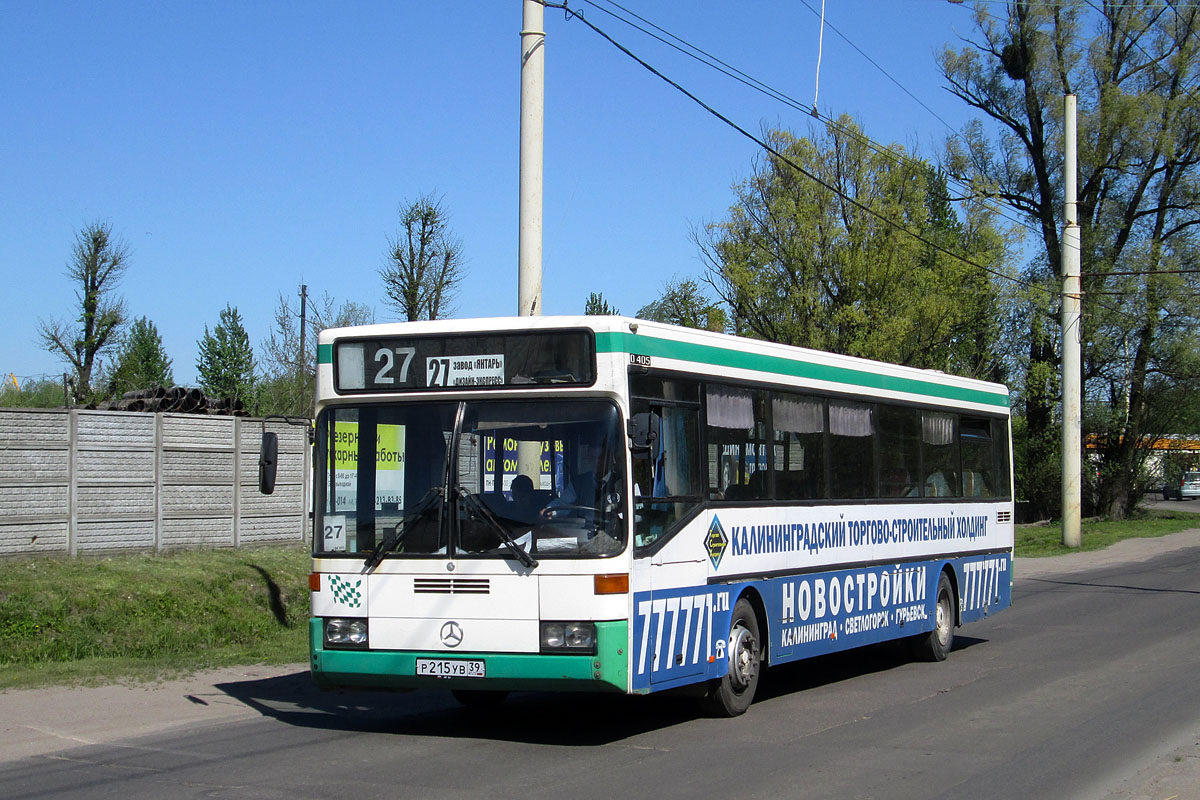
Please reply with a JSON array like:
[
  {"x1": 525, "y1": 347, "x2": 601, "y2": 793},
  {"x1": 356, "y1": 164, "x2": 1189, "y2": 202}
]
[{"x1": 309, "y1": 618, "x2": 629, "y2": 693}]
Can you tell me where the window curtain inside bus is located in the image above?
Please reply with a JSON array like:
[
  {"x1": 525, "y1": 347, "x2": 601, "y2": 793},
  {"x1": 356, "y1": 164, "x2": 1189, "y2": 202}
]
[
  {"x1": 922, "y1": 412, "x2": 954, "y2": 445},
  {"x1": 772, "y1": 396, "x2": 823, "y2": 434},
  {"x1": 829, "y1": 401, "x2": 873, "y2": 437},
  {"x1": 706, "y1": 386, "x2": 754, "y2": 429}
]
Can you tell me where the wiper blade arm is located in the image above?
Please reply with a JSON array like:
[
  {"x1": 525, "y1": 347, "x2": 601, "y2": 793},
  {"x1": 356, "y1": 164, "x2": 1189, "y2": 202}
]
[
  {"x1": 456, "y1": 486, "x2": 538, "y2": 569},
  {"x1": 361, "y1": 487, "x2": 443, "y2": 574}
]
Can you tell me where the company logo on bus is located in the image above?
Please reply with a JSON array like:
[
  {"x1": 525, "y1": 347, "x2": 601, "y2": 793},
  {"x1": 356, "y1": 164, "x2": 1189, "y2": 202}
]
[{"x1": 706, "y1": 517, "x2": 729, "y2": 569}]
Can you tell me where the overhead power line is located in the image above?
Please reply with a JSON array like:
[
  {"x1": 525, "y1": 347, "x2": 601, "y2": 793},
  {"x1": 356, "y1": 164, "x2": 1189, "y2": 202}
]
[
  {"x1": 555, "y1": 1, "x2": 1186, "y2": 326},
  {"x1": 580, "y1": 0, "x2": 1046, "y2": 243},
  {"x1": 541, "y1": 1, "x2": 1070, "y2": 305}
]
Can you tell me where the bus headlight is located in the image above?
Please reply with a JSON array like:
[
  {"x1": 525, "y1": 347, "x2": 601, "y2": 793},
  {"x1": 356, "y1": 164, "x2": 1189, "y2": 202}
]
[
  {"x1": 540, "y1": 621, "x2": 596, "y2": 654},
  {"x1": 324, "y1": 618, "x2": 368, "y2": 648}
]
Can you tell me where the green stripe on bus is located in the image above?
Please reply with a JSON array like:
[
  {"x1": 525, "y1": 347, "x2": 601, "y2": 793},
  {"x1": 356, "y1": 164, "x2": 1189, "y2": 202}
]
[
  {"x1": 595, "y1": 331, "x2": 1009, "y2": 408},
  {"x1": 317, "y1": 344, "x2": 333, "y2": 364}
]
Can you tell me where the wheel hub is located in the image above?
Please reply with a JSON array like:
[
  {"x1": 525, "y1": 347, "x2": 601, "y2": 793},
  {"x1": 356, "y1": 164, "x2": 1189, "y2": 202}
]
[{"x1": 728, "y1": 626, "x2": 759, "y2": 691}]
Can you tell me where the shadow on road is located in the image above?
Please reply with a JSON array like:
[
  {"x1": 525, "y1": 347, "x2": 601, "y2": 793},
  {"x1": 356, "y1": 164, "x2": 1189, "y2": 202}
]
[
  {"x1": 214, "y1": 671, "x2": 702, "y2": 745},
  {"x1": 214, "y1": 636, "x2": 987, "y2": 745},
  {"x1": 756, "y1": 635, "x2": 987, "y2": 703}
]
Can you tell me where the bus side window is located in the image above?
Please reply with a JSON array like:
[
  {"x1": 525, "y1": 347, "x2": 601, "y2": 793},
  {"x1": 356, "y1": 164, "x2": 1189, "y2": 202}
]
[
  {"x1": 706, "y1": 384, "x2": 769, "y2": 500},
  {"x1": 629, "y1": 379, "x2": 702, "y2": 550},
  {"x1": 878, "y1": 404, "x2": 921, "y2": 497},
  {"x1": 922, "y1": 411, "x2": 959, "y2": 498},
  {"x1": 829, "y1": 400, "x2": 875, "y2": 498},
  {"x1": 772, "y1": 394, "x2": 826, "y2": 501},
  {"x1": 960, "y1": 417, "x2": 995, "y2": 497}
]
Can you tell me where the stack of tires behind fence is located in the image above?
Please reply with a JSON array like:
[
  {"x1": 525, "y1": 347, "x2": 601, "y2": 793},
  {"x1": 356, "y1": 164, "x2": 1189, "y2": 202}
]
[{"x1": 95, "y1": 387, "x2": 248, "y2": 416}]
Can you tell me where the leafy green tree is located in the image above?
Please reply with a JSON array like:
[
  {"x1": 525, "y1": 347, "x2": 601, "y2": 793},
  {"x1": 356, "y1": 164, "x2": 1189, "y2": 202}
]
[
  {"x1": 196, "y1": 305, "x2": 255, "y2": 407},
  {"x1": 380, "y1": 194, "x2": 464, "y2": 321},
  {"x1": 636, "y1": 277, "x2": 727, "y2": 332},
  {"x1": 584, "y1": 292, "x2": 619, "y2": 315},
  {"x1": 103, "y1": 317, "x2": 173, "y2": 399},
  {"x1": 697, "y1": 118, "x2": 1011, "y2": 376},
  {"x1": 940, "y1": 2, "x2": 1200, "y2": 518},
  {"x1": 38, "y1": 222, "x2": 130, "y2": 404}
]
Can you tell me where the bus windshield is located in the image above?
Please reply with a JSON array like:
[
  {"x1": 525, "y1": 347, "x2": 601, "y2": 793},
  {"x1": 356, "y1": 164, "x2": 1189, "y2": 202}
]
[{"x1": 315, "y1": 399, "x2": 627, "y2": 560}]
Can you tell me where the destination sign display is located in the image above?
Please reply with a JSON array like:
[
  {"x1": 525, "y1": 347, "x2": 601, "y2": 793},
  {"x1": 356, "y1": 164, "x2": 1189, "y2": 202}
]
[{"x1": 334, "y1": 330, "x2": 595, "y2": 393}]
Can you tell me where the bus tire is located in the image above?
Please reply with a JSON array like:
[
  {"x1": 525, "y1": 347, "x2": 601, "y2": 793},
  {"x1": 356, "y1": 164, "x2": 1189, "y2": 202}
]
[
  {"x1": 700, "y1": 597, "x2": 762, "y2": 717},
  {"x1": 915, "y1": 571, "x2": 955, "y2": 662},
  {"x1": 452, "y1": 689, "x2": 508, "y2": 709}
]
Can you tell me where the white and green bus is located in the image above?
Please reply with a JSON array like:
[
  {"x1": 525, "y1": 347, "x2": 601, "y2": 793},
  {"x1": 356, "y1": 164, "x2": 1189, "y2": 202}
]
[{"x1": 275, "y1": 315, "x2": 1013, "y2": 716}]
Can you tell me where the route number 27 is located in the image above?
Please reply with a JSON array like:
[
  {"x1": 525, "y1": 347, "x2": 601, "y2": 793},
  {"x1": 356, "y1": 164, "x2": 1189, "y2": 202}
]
[
  {"x1": 373, "y1": 347, "x2": 415, "y2": 385},
  {"x1": 427, "y1": 357, "x2": 452, "y2": 387}
]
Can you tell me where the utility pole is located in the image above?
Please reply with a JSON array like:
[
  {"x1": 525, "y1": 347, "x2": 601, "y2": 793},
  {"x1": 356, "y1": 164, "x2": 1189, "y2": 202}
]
[
  {"x1": 517, "y1": 0, "x2": 545, "y2": 486},
  {"x1": 518, "y1": 0, "x2": 544, "y2": 317},
  {"x1": 1061, "y1": 94, "x2": 1082, "y2": 548},
  {"x1": 298, "y1": 284, "x2": 309, "y2": 375}
]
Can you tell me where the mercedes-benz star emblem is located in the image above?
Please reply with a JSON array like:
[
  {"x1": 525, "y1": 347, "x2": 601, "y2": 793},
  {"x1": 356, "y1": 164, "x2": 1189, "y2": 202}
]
[{"x1": 440, "y1": 621, "x2": 464, "y2": 648}]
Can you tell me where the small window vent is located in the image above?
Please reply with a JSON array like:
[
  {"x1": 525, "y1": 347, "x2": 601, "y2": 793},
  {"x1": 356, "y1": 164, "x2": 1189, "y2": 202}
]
[
  {"x1": 996, "y1": 510, "x2": 1012, "y2": 524},
  {"x1": 414, "y1": 577, "x2": 490, "y2": 594}
]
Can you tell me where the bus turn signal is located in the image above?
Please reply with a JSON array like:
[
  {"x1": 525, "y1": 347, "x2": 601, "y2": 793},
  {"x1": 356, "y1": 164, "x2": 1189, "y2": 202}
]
[{"x1": 594, "y1": 574, "x2": 629, "y2": 594}]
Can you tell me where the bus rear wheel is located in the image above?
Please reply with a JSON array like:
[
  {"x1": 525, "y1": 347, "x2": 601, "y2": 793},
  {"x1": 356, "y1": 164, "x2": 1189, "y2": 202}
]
[
  {"x1": 700, "y1": 597, "x2": 762, "y2": 717},
  {"x1": 914, "y1": 571, "x2": 955, "y2": 662}
]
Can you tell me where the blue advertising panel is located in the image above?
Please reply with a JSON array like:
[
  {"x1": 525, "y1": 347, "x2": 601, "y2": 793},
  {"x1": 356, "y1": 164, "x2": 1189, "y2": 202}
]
[{"x1": 632, "y1": 553, "x2": 1011, "y2": 692}]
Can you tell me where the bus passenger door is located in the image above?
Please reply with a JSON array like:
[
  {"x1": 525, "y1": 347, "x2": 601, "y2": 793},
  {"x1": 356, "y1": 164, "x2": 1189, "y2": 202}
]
[{"x1": 633, "y1": 580, "x2": 731, "y2": 690}]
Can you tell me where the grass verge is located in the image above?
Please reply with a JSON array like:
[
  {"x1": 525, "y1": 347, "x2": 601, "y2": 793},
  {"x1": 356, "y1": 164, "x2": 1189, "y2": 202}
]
[
  {"x1": 1016, "y1": 507, "x2": 1200, "y2": 557},
  {"x1": 0, "y1": 545, "x2": 310, "y2": 690}
]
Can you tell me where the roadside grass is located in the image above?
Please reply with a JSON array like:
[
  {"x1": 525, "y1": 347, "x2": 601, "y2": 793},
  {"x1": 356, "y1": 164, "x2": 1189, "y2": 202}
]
[
  {"x1": 0, "y1": 545, "x2": 310, "y2": 690},
  {"x1": 1016, "y1": 507, "x2": 1200, "y2": 557}
]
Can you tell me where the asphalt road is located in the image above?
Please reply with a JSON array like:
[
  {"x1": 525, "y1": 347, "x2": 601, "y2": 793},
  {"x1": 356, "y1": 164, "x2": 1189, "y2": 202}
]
[{"x1": 4, "y1": 541, "x2": 1200, "y2": 800}]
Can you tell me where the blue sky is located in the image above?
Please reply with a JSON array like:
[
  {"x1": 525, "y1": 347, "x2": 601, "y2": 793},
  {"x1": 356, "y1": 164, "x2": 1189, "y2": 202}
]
[{"x1": 2, "y1": 0, "x2": 994, "y2": 386}]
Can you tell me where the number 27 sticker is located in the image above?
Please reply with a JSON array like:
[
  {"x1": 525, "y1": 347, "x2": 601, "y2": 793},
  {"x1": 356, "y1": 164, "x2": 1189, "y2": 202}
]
[{"x1": 324, "y1": 515, "x2": 347, "y2": 551}]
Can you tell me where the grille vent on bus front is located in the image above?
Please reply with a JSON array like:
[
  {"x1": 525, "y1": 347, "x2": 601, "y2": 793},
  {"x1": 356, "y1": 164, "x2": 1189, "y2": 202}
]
[
  {"x1": 413, "y1": 578, "x2": 491, "y2": 595},
  {"x1": 997, "y1": 510, "x2": 1012, "y2": 524}
]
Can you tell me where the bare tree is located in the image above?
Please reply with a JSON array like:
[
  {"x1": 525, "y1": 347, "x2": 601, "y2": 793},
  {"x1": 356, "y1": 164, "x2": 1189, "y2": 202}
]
[
  {"x1": 380, "y1": 194, "x2": 465, "y2": 321},
  {"x1": 39, "y1": 222, "x2": 130, "y2": 403},
  {"x1": 258, "y1": 285, "x2": 376, "y2": 416}
]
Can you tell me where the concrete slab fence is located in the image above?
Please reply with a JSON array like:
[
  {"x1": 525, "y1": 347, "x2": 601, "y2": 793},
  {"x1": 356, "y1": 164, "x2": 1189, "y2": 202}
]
[{"x1": 0, "y1": 408, "x2": 310, "y2": 556}]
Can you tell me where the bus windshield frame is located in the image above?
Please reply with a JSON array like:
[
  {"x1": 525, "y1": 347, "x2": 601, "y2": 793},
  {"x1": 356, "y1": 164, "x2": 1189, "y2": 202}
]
[{"x1": 313, "y1": 398, "x2": 628, "y2": 561}]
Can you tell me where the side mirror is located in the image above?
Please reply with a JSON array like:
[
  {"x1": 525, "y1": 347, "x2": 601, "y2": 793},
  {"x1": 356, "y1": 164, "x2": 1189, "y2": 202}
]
[
  {"x1": 258, "y1": 431, "x2": 279, "y2": 495},
  {"x1": 627, "y1": 412, "x2": 659, "y2": 454}
]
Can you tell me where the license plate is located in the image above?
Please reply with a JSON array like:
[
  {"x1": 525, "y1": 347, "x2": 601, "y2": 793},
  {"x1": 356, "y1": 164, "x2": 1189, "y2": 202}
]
[{"x1": 415, "y1": 658, "x2": 486, "y2": 678}]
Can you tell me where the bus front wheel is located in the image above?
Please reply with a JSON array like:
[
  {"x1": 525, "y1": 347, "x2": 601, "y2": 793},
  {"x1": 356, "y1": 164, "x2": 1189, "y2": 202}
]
[
  {"x1": 914, "y1": 571, "x2": 955, "y2": 662},
  {"x1": 700, "y1": 597, "x2": 762, "y2": 717}
]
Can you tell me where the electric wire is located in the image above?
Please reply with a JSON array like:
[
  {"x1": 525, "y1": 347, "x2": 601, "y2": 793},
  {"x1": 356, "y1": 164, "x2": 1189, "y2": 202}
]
[
  {"x1": 542, "y1": 1, "x2": 1174, "y2": 321},
  {"x1": 543, "y1": 1, "x2": 1040, "y2": 295},
  {"x1": 580, "y1": 0, "x2": 1046, "y2": 241}
]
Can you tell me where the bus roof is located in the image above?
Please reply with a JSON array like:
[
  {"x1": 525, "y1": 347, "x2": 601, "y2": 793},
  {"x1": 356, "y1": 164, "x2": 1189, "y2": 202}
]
[{"x1": 318, "y1": 315, "x2": 1010, "y2": 412}]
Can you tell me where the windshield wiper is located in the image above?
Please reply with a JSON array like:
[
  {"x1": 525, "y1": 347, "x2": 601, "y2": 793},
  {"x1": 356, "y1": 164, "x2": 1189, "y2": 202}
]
[
  {"x1": 455, "y1": 486, "x2": 538, "y2": 569},
  {"x1": 361, "y1": 487, "x2": 443, "y2": 574}
]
